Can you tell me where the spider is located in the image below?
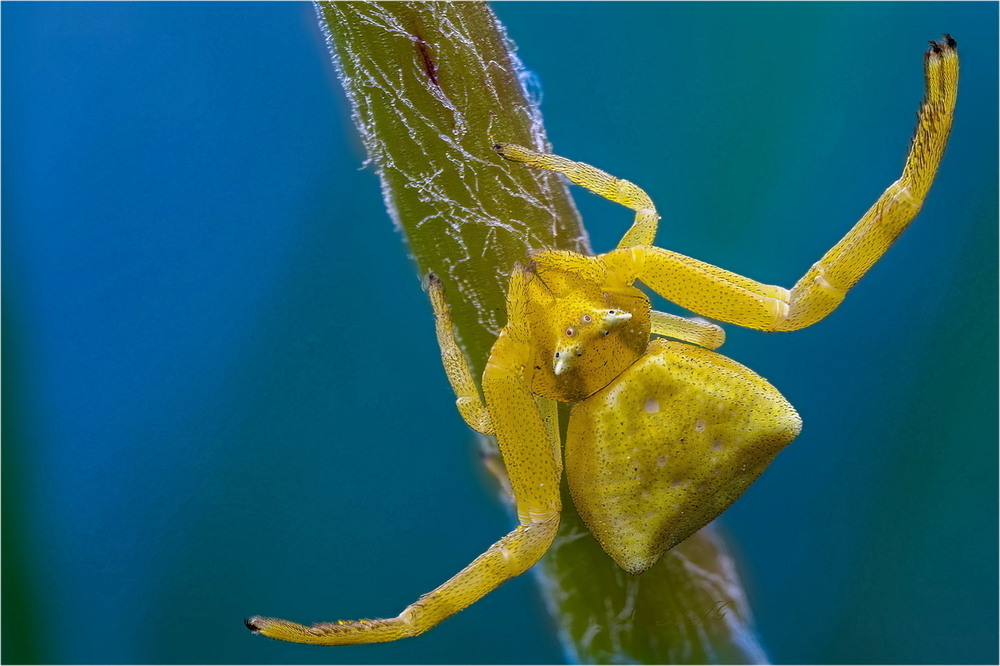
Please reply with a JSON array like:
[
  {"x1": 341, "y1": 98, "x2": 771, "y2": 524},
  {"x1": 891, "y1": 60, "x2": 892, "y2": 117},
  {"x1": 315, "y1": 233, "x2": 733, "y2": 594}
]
[{"x1": 246, "y1": 36, "x2": 957, "y2": 645}]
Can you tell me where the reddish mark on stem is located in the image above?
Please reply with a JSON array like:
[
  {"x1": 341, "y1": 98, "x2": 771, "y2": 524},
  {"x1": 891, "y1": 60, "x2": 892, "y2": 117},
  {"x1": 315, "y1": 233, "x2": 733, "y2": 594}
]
[{"x1": 415, "y1": 38, "x2": 439, "y2": 87}]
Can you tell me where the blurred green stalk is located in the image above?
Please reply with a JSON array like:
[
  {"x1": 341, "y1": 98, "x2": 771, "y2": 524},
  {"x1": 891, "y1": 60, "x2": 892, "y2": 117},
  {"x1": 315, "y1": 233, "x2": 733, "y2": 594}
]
[
  {"x1": 317, "y1": 2, "x2": 768, "y2": 663},
  {"x1": 1, "y1": 306, "x2": 45, "y2": 664}
]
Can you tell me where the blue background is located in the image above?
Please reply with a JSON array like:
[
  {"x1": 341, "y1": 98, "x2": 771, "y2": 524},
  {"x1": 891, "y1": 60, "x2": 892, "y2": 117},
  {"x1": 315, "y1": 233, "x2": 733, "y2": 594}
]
[{"x1": 3, "y1": 2, "x2": 996, "y2": 664}]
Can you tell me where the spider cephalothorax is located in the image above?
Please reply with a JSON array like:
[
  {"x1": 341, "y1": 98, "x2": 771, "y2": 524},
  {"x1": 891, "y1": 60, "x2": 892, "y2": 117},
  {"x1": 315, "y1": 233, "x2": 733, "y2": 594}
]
[{"x1": 522, "y1": 253, "x2": 651, "y2": 402}]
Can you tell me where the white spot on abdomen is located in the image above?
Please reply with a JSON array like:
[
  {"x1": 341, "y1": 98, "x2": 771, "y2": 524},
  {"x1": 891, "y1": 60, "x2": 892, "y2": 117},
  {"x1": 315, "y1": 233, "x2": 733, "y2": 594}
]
[{"x1": 644, "y1": 398, "x2": 660, "y2": 414}]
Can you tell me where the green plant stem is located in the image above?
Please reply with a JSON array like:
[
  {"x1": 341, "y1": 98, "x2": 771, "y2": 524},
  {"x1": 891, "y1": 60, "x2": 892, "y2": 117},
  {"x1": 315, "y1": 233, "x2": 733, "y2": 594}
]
[{"x1": 318, "y1": 2, "x2": 768, "y2": 662}]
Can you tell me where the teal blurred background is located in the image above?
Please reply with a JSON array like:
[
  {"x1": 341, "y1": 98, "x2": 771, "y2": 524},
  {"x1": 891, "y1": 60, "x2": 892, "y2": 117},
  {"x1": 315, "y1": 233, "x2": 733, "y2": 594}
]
[{"x1": 3, "y1": 2, "x2": 996, "y2": 663}]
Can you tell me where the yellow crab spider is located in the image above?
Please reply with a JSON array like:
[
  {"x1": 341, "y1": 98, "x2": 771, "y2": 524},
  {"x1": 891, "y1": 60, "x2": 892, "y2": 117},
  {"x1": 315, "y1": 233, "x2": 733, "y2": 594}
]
[{"x1": 246, "y1": 36, "x2": 958, "y2": 645}]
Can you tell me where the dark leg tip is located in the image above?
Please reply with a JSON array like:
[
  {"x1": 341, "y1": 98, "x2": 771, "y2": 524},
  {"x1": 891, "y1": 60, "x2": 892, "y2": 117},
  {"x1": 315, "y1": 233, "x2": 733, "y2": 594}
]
[
  {"x1": 425, "y1": 272, "x2": 444, "y2": 294},
  {"x1": 928, "y1": 34, "x2": 957, "y2": 56},
  {"x1": 244, "y1": 617, "x2": 261, "y2": 633}
]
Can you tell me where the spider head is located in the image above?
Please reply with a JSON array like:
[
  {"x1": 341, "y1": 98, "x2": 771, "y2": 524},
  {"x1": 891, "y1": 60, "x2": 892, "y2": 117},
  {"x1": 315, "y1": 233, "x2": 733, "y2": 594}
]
[
  {"x1": 553, "y1": 308, "x2": 634, "y2": 375},
  {"x1": 523, "y1": 251, "x2": 651, "y2": 402}
]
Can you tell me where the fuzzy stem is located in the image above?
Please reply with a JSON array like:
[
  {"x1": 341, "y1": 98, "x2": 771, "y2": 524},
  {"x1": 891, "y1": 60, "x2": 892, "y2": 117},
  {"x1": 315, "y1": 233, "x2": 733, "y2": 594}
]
[{"x1": 318, "y1": 2, "x2": 768, "y2": 662}]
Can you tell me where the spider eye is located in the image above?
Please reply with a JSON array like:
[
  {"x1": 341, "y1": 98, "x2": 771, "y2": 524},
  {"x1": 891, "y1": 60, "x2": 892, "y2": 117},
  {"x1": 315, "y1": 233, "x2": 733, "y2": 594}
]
[
  {"x1": 565, "y1": 328, "x2": 575, "y2": 336},
  {"x1": 608, "y1": 310, "x2": 616, "y2": 314},
  {"x1": 555, "y1": 352, "x2": 561, "y2": 358},
  {"x1": 603, "y1": 330, "x2": 610, "y2": 336},
  {"x1": 581, "y1": 314, "x2": 593, "y2": 323}
]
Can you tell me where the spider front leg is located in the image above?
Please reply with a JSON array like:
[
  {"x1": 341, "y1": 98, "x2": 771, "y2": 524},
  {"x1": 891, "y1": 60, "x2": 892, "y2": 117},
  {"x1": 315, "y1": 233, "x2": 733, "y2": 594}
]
[
  {"x1": 512, "y1": 37, "x2": 957, "y2": 334},
  {"x1": 246, "y1": 270, "x2": 561, "y2": 645},
  {"x1": 495, "y1": 143, "x2": 660, "y2": 248},
  {"x1": 603, "y1": 37, "x2": 958, "y2": 332},
  {"x1": 479, "y1": 267, "x2": 563, "y2": 524},
  {"x1": 245, "y1": 520, "x2": 557, "y2": 645}
]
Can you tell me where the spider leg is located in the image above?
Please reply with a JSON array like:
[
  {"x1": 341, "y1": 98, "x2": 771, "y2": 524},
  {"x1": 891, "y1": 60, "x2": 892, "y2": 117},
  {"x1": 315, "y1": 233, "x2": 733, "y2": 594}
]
[
  {"x1": 247, "y1": 269, "x2": 562, "y2": 645},
  {"x1": 649, "y1": 310, "x2": 726, "y2": 350},
  {"x1": 481, "y1": 266, "x2": 563, "y2": 523},
  {"x1": 428, "y1": 273, "x2": 493, "y2": 434},
  {"x1": 602, "y1": 37, "x2": 958, "y2": 333},
  {"x1": 246, "y1": 519, "x2": 557, "y2": 645},
  {"x1": 430, "y1": 270, "x2": 561, "y2": 497},
  {"x1": 773, "y1": 37, "x2": 958, "y2": 331},
  {"x1": 495, "y1": 143, "x2": 660, "y2": 248}
]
